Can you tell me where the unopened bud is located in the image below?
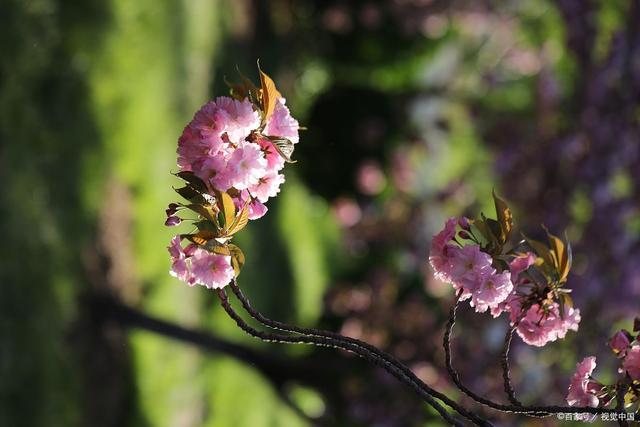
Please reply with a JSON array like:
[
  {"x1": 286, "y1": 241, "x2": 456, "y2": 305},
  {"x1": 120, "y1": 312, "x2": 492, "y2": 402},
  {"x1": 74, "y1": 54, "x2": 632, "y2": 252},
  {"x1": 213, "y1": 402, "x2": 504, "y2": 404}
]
[
  {"x1": 166, "y1": 203, "x2": 179, "y2": 217},
  {"x1": 458, "y1": 216, "x2": 470, "y2": 230},
  {"x1": 458, "y1": 230, "x2": 471, "y2": 240},
  {"x1": 609, "y1": 330, "x2": 631, "y2": 355},
  {"x1": 165, "y1": 216, "x2": 182, "y2": 227}
]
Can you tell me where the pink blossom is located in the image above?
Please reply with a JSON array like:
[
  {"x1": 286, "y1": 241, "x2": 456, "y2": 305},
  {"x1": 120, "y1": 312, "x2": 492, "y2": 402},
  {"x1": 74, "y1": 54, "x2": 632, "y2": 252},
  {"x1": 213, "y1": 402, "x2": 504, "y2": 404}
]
[
  {"x1": 249, "y1": 172, "x2": 285, "y2": 203},
  {"x1": 447, "y1": 244, "x2": 493, "y2": 296},
  {"x1": 264, "y1": 98, "x2": 299, "y2": 143},
  {"x1": 189, "y1": 250, "x2": 234, "y2": 289},
  {"x1": 168, "y1": 236, "x2": 234, "y2": 289},
  {"x1": 168, "y1": 236, "x2": 190, "y2": 283},
  {"x1": 190, "y1": 101, "x2": 227, "y2": 146},
  {"x1": 566, "y1": 357, "x2": 599, "y2": 407},
  {"x1": 471, "y1": 270, "x2": 513, "y2": 315},
  {"x1": 215, "y1": 97, "x2": 260, "y2": 143},
  {"x1": 509, "y1": 252, "x2": 536, "y2": 280},
  {"x1": 622, "y1": 346, "x2": 640, "y2": 380},
  {"x1": 226, "y1": 143, "x2": 268, "y2": 190},
  {"x1": 432, "y1": 218, "x2": 457, "y2": 253},
  {"x1": 247, "y1": 198, "x2": 268, "y2": 220},
  {"x1": 194, "y1": 153, "x2": 232, "y2": 191},
  {"x1": 177, "y1": 124, "x2": 213, "y2": 171},
  {"x1": 258, "y1": 138, "x2": 286, "y2": 171},
  {"x1": 515, "y1": 303, "x2": 581, "y2": 347},
  {"x1": 428, "y1": 217, "x2": 458, "y2": 282},
  {"x1": 609, "y1": 330, "x2": 631, "y2": 355}
]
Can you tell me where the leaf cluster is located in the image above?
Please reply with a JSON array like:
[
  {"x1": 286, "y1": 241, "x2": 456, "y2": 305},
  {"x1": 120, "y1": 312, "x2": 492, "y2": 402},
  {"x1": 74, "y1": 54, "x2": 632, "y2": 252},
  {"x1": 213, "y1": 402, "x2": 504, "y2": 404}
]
[{"x1": 173, "y1": 171, "x2": 247, "y2": 277}]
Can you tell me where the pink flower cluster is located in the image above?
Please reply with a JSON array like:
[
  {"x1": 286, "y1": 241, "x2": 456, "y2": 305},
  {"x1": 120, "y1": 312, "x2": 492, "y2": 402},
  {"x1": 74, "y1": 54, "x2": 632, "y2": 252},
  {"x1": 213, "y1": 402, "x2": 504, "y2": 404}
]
[
  {"x1": 177, "y1": 96, "x2": 298, "y2": 220},
  {"x1": 566, "y1": 328, "x2": 640, "y2": 408},
  {"x1": 509, "y1": 301, "x2": 581, "y2": 347},
  {"x1": 607, "y1": 329, "x2": 640, "y2": 381},
  {"x1": 168, "y1": 236, "x2": 235, "y2": 289},
  {"x1": 168, "y1": 86, "x2": 300, "y2": 289},
  {"x1": 429, "y1": 218, "x2": 514, "y2": 316},
  {"x1": 566, "y1": 357, "x2": 600, "y2": 407},
  {"x1": 429, "y1": 217, "x2": 581, "y2": 347}
]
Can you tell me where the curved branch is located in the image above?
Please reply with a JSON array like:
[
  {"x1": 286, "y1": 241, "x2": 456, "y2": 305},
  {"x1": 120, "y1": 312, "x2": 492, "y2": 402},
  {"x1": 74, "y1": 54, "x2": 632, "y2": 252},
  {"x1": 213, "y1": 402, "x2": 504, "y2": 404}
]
[
  {"x1": 228, "y1": 281, "x2": 493, "y2": 427},
  {"x1": 217, "y1": 287, "x2": 469, "y2": 427},
  {"x1": 443, "y1": 295, "x2": 624, "y2": 417},
  {"x1": 500, "y1": 322, "x2": 523, "y2": 407}
]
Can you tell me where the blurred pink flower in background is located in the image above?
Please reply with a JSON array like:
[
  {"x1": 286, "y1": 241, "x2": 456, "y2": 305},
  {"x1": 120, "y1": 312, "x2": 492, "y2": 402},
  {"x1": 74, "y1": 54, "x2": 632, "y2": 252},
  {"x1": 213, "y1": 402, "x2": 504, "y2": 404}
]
[{"x1": 356, "y1": 160, "x2": 386, "y2": 195}]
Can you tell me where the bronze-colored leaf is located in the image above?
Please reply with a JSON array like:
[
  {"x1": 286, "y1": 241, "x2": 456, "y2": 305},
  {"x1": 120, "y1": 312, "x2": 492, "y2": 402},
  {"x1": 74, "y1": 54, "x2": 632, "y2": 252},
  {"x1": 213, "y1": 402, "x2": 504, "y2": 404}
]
[
  {"x1": 224, "y1": 72, "x2": 260, "y2": 103},
  {"x1": 523, "y1": 234, "x2": 555, "y2": 271},
  {"x1": 228, "y1": 243, "x2": 245, "y2": 277},
  {"x1": 217, "y1": 191, "x2": 237, "y2": 229},
  {"x1": 208, "y1": 243, "x2": 231, "y2": 256},
  {"x1": 185, "y1": 203, "x2": 217, "y2": 224},
  {"x1": 544, "y1": 227, "x2": 571, "y2": 283},
  {"x1": 485, "y1": 218, "x2": 503, "y2": 243},
  {"x1": 225, "y1": 203, "x2": 249, "y2": 236},
  {"x1": 267, "y1": 136, "x2": 296, "y2": 163},
  {"x1": 493, "y1": 190, "x2": 513, "y2": 243},
  {"x1": 259, "y1": 67, "x2": 281, "y2": 122},
  {"x1": 184, "y1": 230, "x2": 216, "y2": 246}
]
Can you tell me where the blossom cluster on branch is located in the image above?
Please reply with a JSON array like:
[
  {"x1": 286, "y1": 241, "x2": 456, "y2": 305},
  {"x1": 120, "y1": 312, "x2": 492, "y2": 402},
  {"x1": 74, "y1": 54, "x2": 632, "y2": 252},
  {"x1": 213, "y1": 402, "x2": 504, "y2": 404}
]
[
  {"x1": 163, "y1": 68, "x2": 640, "y2": 425},
  {"x1": 164, "y1": 67, "x2": 299, "y2": 289},
  {"x1": 567, "y1": 326, "x2": 640, "y2": 412},
  {"x1": 429, "y1": 192, "x2": 580, "y2": 347}
]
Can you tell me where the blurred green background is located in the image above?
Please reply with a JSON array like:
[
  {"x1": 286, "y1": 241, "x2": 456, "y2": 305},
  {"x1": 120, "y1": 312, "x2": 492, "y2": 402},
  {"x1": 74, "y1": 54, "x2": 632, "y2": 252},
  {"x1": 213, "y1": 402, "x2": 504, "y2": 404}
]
[{"x1": 2, "y1": 0, "x2": 639, "y2": 426}]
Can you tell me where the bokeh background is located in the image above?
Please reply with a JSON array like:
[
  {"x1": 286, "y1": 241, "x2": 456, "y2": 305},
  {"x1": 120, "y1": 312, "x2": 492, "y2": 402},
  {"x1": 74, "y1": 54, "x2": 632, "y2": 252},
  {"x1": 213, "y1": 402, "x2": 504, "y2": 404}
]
[{"x1": 2, "y1": 0, "x2": 639, "y2": 426}]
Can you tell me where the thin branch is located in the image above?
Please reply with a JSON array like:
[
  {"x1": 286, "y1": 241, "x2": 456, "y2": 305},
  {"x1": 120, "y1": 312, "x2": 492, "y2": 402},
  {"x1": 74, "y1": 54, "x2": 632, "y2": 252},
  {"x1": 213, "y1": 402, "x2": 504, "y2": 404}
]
[
  {"x1": 443, "y1": 294, "x2": 625, "y2": 417},
  {"x1": 228, "y1": 281, "x2": 492, "y2": 427},
  {"x1": 500, "y1": 323, "x2": 523, "y2": 407},
  {"x1": 217, "y1": 287, "x2": 468, "y2": 427}
]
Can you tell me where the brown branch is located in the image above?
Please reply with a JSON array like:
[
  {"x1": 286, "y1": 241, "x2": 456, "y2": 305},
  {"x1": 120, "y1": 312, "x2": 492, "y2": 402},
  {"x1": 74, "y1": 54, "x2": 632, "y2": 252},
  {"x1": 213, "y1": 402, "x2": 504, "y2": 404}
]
[
  {"x1": 228, "y1": 280, "x2": 493, "y2": 427},
  {"x1": 216, "y1": 287, "x2": 469, "y2": 427},
  {"x1": 443, "y1": 295, "x2": 625, "y2": 417}
]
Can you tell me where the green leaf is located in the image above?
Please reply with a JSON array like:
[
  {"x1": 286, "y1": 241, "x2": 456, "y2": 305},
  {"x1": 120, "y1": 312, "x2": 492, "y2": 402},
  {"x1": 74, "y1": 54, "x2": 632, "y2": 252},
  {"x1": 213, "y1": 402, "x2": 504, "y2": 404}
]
[
  {"x1": 174, "y1": 171, "x2": 207, "y2": 193},
  {"x1": 473, "y1": 217, "x2": 498, "y2": 252},
  {"x1": 174, "y1": 185, "x2": 205, "y2": 204},
  {"x1": 485, "y1": 218, "x2": 503, "y2": 243}
]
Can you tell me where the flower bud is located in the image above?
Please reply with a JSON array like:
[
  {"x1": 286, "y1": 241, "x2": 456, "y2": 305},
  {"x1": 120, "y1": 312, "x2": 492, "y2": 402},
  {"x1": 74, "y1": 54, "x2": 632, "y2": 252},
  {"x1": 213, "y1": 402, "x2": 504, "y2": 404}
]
[
  {"x1": 458, "y1": 230, "x2": 471, "y2": 240},
  {"x1": 634, "y1": 317, "x2": 640, "y2": 333},
  {"x1": 166, "y1": 203, "x2": 179, "y2": 217},
  {"x1": 165, "y1": 216, "x2": 182, "y2": 227},
  {"x1": 609, "y1": 330, "x2": 631, "y2": 355},
  {"x1": 458, "y1": 216, "x2": 470, "y2": 230}
]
